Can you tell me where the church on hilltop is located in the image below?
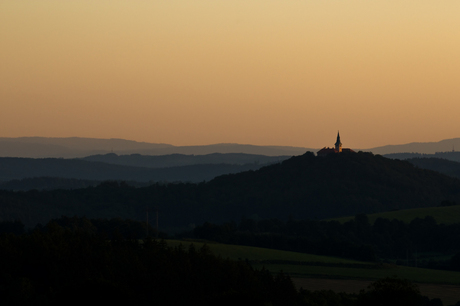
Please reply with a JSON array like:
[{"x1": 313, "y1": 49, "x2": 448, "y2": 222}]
[{"x1": 317, "y1": 132, "x2": 355, "y2": 157}]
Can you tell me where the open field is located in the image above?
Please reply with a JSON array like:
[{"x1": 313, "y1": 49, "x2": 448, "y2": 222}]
[
  {"x1": 165, "y1": 239, "x2": 363, "y2": 264},
  {"x1": 330, "y1": 205, "x2": 460, "y2": 225},
  {"x1": 165, "y1": 240, "x2": 460, "y2": 285},
  {"x1": 292, "y1": 278, "x2": 460, "y2": 306},
  {"x1": 165, "y1": 239, "x2": 460, "y2": 305},
  {"x1": 251, "y1": 263, "x2": 460, "y2": 285}
]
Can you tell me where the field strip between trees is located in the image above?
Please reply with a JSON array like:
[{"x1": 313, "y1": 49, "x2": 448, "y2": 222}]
[
  {"x1": 292, "y1": 278, "x2": 460, "y2": 306},
  {"x1": 166, "y1": 239, "x2": 460, "y2": 304}
]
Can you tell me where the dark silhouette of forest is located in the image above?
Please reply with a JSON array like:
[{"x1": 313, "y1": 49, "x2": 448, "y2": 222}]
[
  {"x1": 0, "y1": 223, "x2": 294, "y2": 305},
  {"x1": 0, "y1": 217, "x2": 449, "y2": 306}
]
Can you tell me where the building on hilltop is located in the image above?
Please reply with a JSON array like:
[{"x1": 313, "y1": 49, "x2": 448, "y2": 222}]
[{"x1": 317, "y1": 132, "x2": 355, "y2": 157}]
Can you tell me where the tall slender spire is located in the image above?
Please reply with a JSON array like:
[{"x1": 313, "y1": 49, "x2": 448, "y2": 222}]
[{"x1": 335, "y1": 131, "x2": 342, "y2": 152}]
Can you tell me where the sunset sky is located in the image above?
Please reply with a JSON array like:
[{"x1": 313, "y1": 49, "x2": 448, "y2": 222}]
[{"x1": 1, "y1": 1, "x2": 460, "y2": 149}]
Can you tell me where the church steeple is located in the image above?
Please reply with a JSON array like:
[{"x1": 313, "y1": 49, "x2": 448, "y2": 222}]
[
  {"x1": 317, "y1": 131, "x2": 355, "y2": 156},
  {"x1": 335, "y1": 131, "x2": 342, "y2": 152}
]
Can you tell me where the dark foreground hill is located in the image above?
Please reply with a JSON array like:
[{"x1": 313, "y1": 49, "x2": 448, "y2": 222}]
[
  {"x1": 1, "y1": 152, "x2": 460, "y2": 229},
  {"x1": 2, "y1": 219, "x2": 444, "y2": 306},
  {"x1": 0, "y1": 223, "x2": 299, "y2": 306}
]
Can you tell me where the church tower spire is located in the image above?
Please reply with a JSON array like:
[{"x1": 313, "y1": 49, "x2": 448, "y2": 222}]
[
  {"x1": 335, "y1": 131, "x2": 342, "y2": 152},
  {"x1": 317, "y1": 131, "x2": 355, "y2": 156}
]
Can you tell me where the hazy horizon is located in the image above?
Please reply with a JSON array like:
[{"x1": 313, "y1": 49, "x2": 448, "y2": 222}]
[
  {"x1": 2, "y1": 1, "x2": 459, "y2": 149},
  {"x1": 3, "y1": 134, "x2": 460, "y2": 151}
]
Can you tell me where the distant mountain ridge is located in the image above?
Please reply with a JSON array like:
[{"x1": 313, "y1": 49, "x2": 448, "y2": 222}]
[
  {"x1": 0, "y1": 137, "x2": 309, "y2": 158},
  {"x1": 366, "y1": 137, "x2": 460, "y2": 155},
  {"x1": 1, "y1": 136, "x2": 460, "y2": 158}
]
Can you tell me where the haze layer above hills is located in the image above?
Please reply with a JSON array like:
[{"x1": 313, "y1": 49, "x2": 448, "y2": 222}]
[{"x1": 2, "y1": 137, "x2": 460, "y2": 158}]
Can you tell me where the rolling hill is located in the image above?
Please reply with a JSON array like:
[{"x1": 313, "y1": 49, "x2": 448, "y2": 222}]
[
  {"x1": 80, "y1": 152, "x2": 289, "y2": 168},
  {"x1": 200, "y1": 151, "x2": 460, "y2": 221},
  {"x1": 365, "y1": 137, "x2": 460, "y2": 154},
  {"x1": 0, "y1": 157, "x2": 273, "y2": 185},
  {"x1": 2, "y1": 151, "x2": 460, "y2": 229}
]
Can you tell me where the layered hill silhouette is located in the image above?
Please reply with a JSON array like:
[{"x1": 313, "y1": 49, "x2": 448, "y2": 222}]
[
  {"x1": 381, "y1": 155, "x2": 460, "y2": 180},
  {"x1": 1, "y1": 151, "x2": 460, "y2": 229},
  {"x1": 0, "y1": 156, "x2": 276, "y2": 187},
  {"x1": 80, "y1": 152, "x2": 288, "y2": 168},
  {"x1": 406, "y1": 157, "x2": 460, "y2": 179},
  {"x1": 367, "y1": 137, "x2": 460, "y2": 154},
  {"x1": 3, "y1": 136, "x2": 460, "y2": 158},
  {"x1": 0, "y1": 137, "x2": 308, "y2": 158},
  {"x1": 384, "y1": 151, "x2": 460, "y2": 162}
]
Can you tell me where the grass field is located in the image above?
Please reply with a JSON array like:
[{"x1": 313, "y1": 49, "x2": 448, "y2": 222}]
[
  {"x1": 165, "y1": 240, "x2": 460, "y2": 304},
  {"x1": 165, "y1": 239, "x2": 460, "y2": 304},
  {"x1": 292, "y1": 278, "x2": 460, "y2": 306},
  {"x1": 166, "y1": 239, "x2": 361, "y2": 263},
  {"x1": 165, "y1": 239, "x2": 460, "y2": 285},
  {"x1": 330, "y1": 205, "x2": 460, "y2": 225}
]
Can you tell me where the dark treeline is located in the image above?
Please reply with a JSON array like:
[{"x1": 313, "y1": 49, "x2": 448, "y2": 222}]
[
  {"x1": 0, "y1": 177, "x2": 108, "y2": 191},
  {"x1": 191, "y1": 215, "x2": 460, "y2": 270},
  {"x1": 2, "y1": 152, "x2": 460, "y2": 229},
  {"x1": 0, "y1": 218, "x2": 449, "y2": 306},
  {"x1": 0, "y1": 216, "x2": 163, "y2": 240},
  {"x1": 0, "y1": 223, "x2": 293, "y2": 305}
]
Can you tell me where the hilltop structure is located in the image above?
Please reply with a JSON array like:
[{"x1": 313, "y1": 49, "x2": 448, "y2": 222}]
[{"x1": 317, "y1": 132, "x2": 355, "y2": 157}]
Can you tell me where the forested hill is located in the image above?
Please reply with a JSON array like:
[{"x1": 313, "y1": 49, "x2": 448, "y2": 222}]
[
  {"x1": 380, "y1": 155, "x2": 460, "y2": 180},
  {"x1": 202, "y1": 151, "x2": 460, "y2": 221},
  {"x1": 406, "y1": 157, "x2": 460, "y2": 179},
  {"x1": 1, "y1": 152, "x2": 460, "y2": 229}
]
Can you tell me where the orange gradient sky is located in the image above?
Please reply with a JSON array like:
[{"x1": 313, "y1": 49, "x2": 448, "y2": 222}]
[{"x1": 1, "y1": 1, "x2": 460, "y2": 149}]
